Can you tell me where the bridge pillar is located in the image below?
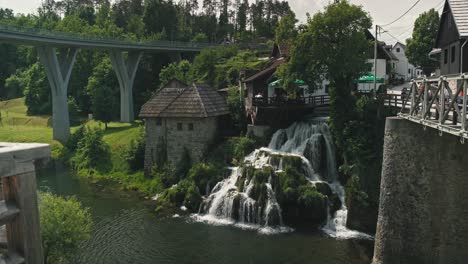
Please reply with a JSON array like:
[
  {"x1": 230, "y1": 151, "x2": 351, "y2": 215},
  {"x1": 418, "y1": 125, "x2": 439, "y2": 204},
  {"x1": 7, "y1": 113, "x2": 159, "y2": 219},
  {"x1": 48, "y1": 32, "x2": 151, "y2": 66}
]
[
  {"x1": 373, "y1": 117, "x2": 468, "y2": 264},
  {"x1": 109, "y1": 50, "x2": 143, "y2": 123},
  {"x1": 37, "y1": 47, "x2": 78, "y2": 142}
]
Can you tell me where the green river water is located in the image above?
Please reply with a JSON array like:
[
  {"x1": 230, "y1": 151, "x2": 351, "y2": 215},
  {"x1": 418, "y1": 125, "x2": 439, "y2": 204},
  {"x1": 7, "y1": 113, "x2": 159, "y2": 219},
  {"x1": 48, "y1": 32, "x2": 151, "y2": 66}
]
[{"x1": 36, "y1": 164, "x2": 373, "y2": 264}]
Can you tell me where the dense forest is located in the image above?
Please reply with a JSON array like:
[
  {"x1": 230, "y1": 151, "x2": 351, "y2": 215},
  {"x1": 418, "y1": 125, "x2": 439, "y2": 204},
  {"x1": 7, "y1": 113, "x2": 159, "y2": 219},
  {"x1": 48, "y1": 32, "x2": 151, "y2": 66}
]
[{"x1": 0, "y1": 0, "x2": 293, "y2": 123}]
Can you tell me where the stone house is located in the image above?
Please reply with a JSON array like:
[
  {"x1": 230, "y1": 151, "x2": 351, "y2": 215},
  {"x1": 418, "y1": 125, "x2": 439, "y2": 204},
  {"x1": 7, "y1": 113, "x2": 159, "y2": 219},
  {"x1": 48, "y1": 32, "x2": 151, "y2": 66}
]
[{"x1": 139, "y1": 79, "x2": 229, "y2": 174}]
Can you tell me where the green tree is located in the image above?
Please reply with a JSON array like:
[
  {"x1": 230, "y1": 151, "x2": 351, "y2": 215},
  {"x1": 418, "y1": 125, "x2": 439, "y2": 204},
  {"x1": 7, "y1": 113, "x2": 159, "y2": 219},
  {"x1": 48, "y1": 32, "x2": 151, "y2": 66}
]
[
  {"x1": 191, "y1": 32, "x2": 208, "y2": 43},
  {"x1": 39, "y1": 192, "x2": 92, "y2": 264},
  {"x1": 22, "y1": 63, "x2": 52, "y2": 115},
  {"x1": 278, "y1": 1, "x2": 372, "y2": 157},
  {"x1": 275, "y1": 10, "x2": 297, "y2": 44},
  {"x1": 236, "y1": 0, "x2": 248, "y2": 36},
  {"x1": 159, "y1": 60, "x2": 194, "y2": 87},
  {"x1": 87, "y1": 58, "x2": 119, "y2": 128},
  {"x1": 406, "y1": 8, "x2": 440, "y2": 75}
]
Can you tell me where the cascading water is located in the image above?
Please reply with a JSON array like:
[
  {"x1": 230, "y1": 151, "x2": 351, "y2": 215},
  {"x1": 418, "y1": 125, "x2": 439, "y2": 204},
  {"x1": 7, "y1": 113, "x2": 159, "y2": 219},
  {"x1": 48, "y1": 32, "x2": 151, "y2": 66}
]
[{"x1": 193, "y1": 118, "x2": 372, "y2": 239}]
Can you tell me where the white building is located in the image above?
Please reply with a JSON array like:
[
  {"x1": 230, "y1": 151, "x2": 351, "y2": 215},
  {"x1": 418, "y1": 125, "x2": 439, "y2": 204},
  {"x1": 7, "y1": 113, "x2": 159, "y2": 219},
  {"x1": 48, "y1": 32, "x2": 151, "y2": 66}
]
[{"x1": 391, "y1": 42, "x2": 422, "y2": 80}]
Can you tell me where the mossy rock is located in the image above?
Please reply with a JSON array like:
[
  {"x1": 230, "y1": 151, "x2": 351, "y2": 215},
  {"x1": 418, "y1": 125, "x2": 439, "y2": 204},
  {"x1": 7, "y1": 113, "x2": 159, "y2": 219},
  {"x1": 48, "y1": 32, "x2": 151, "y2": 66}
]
[
  {"x1": 315, "y1": 182, "x2": 332, "y2": 197},
  {"x1": 269, "y1": 154, "x2": 282, "y2": 168},
  {"x1": 183, "y1": 184, "x2": 202, "y2": 212},
  {"x1": 281, "y1": 156, "x2": 304, "y2": 172},
  {"x1": 231, "y1": 193, "x2": 242, "y2": 221},
  {"x1": 329, "y1": 193, "x2": 342, "y2": 214}
]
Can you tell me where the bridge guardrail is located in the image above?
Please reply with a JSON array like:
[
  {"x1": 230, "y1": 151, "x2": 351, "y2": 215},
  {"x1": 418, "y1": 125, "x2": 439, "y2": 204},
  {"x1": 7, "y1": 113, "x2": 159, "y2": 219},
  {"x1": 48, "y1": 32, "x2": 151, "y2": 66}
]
[
  {"x1": 0, "y1": 22, "x2": 213, "y2": 49},
  {"x1": 385, "y1": 74, "x2": 468, "y2": 142},
  {"x1": 252, "y1": 95, "x2": 330, "y2": 107}
]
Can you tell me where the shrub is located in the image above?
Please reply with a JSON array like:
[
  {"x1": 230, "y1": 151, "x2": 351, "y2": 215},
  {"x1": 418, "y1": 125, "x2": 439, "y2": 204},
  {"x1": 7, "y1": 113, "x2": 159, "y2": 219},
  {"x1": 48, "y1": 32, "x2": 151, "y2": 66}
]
[
  {"x1": 66, "y1": 125, "x2": 86, "y2": 152},
  {"x1": 187, "y1": 163, "x2": 221, "y2": 195},
  {"x1": 71, "y1": 126, "x2": 111, "y2": 172},
  {"x1": 183, "y1": 184, "x2": 202, "y2": 211},
  {"x1": 123, "y1": 126, "x2": 145, "y2": 172},
  {"x1": 39, "y1": 192, "x2": 92, "y2": 263}
]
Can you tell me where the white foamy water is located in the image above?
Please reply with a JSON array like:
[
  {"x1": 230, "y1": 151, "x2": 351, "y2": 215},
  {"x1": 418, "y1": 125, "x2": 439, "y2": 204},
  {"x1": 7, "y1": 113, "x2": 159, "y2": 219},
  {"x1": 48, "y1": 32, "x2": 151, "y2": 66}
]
[{"x1": 193, "y1": 119, "x2": 373, "y2": 239}]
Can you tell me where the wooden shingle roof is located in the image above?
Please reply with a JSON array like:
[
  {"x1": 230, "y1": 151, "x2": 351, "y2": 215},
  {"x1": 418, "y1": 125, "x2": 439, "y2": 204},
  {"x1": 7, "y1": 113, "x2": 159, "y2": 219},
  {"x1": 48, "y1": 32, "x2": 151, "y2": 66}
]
[{"x1": 139, "y1": 81, "x2": 229, "y2": 118}]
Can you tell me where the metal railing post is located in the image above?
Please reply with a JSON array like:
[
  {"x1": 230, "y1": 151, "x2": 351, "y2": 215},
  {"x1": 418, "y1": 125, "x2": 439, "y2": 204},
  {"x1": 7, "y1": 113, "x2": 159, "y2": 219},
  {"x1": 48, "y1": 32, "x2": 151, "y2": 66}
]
[
  {"x1": 440, "y1": 78, "x2": 446, "y2": 124},
  {"x1": 423, "y1": 78, "x2": 428, "y2": 119},
  {"x1": 411, "y1": 81, "x2": 417, "y2": 115},
  {"x1": 463, "y1": 78, "x2": 467, "y2": 132}
]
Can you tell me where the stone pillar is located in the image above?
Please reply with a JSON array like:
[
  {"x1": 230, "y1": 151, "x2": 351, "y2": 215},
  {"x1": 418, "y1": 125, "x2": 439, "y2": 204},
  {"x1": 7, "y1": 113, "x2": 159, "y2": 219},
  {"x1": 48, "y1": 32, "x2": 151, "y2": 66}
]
[
  {"x1": 109, "y1": 50, "x2": 143, "y2": 123},
  {"x1": 37, "y1": 47, "x2": 78, "y2": 142},
  {"x1": 373, "y1": 117, "x2": 468, "y2": 264}
]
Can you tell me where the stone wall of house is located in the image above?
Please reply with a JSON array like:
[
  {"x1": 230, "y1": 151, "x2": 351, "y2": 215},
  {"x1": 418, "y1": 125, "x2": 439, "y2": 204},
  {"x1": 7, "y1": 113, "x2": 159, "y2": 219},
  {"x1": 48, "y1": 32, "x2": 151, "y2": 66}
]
[{"x1": 144, "y1": 116, "x2": 218, "y2": 174}]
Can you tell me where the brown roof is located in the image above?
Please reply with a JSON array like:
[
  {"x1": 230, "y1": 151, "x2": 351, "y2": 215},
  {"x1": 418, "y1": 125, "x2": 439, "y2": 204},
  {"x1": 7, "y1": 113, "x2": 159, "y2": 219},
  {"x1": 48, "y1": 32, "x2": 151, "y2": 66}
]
[
  {"x1": 244, "y1": 58, "x2": 286, "y2": 83},
  {"x1": 139, "y1": 81, "x2": 229, "y2": 118}
]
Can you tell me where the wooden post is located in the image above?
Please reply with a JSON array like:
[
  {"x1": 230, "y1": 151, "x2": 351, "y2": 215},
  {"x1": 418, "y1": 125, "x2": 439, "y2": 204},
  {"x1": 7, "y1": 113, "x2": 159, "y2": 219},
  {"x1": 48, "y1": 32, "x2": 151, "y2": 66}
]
[{"x1": 3, "y1": 171, "x2": 44, "y2": 264}]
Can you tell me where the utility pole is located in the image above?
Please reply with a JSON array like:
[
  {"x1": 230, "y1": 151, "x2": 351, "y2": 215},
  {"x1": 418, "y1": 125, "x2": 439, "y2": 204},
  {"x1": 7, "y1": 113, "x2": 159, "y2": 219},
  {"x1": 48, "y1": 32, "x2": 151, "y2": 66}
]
[{"x1": 374, "y1": 25, "x2": 379, "y2": 92}]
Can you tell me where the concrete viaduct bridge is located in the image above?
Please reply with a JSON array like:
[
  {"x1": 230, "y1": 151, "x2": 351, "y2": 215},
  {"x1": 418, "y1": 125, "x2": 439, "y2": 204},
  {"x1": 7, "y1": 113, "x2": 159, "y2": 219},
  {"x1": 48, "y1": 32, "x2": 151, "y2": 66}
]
[
  {"x1": 374, "y1": 73, "x2": 468, "y2": 264},
  {"x1": 0, "y1": 22, "x2": 213, "y2": 142}
]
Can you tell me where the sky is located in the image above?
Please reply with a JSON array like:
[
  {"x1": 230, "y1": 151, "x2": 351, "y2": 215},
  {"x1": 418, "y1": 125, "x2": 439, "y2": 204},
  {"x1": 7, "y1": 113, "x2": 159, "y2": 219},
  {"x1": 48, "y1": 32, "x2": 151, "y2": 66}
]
[{"x1": 0, "y1": 0, "x2": 446, "y2": 44}]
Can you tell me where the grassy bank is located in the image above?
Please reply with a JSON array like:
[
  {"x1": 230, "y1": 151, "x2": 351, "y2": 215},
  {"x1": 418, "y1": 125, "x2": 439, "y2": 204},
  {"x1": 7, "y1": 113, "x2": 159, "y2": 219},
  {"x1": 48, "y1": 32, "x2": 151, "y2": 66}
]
[{"x1": 0, "y1": 98, "x2": 153, "y2": 194}]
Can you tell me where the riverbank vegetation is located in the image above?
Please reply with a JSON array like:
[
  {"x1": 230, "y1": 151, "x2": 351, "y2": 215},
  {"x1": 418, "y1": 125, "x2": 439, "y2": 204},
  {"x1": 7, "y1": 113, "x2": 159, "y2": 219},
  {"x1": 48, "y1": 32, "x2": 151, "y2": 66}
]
[{"x1": 39, "y1": 192, "x2": 92, "y2": 264}]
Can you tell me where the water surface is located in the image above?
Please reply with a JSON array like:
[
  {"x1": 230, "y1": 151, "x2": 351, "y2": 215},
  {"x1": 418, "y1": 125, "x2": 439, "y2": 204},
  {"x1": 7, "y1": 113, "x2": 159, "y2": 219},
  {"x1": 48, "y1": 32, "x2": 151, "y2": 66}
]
[{"x1": 37, "y1": 165, "x2": 373, "y2": 264}]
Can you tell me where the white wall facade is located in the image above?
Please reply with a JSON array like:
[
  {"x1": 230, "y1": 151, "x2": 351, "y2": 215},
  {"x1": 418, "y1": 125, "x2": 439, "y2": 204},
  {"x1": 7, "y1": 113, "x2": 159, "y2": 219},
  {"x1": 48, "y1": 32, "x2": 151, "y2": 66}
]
[
  {"x1": 368, "y1": 59, "x2": 388, "y2": 80},
  {"x1": 391, "y1": 43, "x2": 417, "y2": 81}
]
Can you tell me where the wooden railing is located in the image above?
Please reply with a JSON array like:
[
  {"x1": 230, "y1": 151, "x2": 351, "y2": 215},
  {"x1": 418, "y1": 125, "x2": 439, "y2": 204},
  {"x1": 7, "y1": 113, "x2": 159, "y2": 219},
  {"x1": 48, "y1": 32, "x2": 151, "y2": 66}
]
[
  {"x1": 0, "y1": 143, "x2": 50, "y2": 264},
  {"x1": 385, "y1": 74, "x2": 468, "y2": 142},
  {"x1": 252, "y1": 95, "x2": 330, "y2": 107}
]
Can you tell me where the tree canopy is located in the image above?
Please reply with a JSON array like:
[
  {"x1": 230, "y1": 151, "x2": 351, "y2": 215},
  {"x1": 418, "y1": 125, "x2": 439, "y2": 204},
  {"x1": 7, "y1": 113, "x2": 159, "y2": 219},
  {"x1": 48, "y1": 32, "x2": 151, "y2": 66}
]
[{"x1": 405, "y1": 8, "x2": 440, "y2": 74}]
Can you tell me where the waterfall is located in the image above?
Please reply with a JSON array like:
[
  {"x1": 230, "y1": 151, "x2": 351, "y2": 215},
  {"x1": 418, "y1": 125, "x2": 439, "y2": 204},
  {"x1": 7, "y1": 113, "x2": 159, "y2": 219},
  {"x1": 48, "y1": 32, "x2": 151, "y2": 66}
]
[{"x1": 193, "y1": 119, "x2": 372, "y2": 239}]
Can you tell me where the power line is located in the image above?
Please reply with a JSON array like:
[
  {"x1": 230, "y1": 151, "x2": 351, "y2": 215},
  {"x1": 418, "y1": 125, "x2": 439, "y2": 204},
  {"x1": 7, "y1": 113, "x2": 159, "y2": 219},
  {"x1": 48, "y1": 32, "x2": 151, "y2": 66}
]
[{"x1": 381, "y1": 0, "x2": 422, "y2": 27}]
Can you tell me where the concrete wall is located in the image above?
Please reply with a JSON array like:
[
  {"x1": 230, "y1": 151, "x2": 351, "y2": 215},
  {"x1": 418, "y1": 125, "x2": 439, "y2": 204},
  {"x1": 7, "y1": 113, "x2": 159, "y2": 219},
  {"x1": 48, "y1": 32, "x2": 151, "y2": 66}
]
[
  {"x1": 144, "y1": 117, "x2": 218, "y2": 173},
  {"x1": 373, "y1": 117, "x2": 468, "y2": 264}
]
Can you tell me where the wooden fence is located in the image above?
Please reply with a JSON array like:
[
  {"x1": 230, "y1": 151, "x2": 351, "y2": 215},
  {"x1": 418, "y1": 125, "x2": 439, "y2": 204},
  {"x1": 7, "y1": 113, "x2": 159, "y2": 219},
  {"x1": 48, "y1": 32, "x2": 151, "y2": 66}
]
[{"x1": 0, "y1": 143, "x2": 50, "y2": 264}]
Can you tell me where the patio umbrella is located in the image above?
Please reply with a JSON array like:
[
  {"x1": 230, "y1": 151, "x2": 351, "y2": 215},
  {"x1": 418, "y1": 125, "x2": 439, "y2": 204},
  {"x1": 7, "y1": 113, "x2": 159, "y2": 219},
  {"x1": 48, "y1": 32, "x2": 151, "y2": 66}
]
[{"x1": 268, "y1": 79, "x2": 305, "y2": 88}]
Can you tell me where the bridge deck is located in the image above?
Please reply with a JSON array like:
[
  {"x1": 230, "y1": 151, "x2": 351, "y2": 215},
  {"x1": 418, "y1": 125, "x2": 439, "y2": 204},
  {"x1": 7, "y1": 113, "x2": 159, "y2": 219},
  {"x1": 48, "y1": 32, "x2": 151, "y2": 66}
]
[
  {"x1": 384, "y1": 73, "x2": 468, "y2": 142},
  {"x1": 0, "y1": 23, "x2": 212, "y2": 52}
]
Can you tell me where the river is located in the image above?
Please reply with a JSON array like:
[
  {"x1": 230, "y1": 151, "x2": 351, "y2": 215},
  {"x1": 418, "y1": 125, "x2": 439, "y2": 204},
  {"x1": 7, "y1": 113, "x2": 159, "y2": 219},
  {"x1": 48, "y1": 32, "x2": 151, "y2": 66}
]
[{"x1": 36, "y1": 164, "x2": 373, "y2": 264}]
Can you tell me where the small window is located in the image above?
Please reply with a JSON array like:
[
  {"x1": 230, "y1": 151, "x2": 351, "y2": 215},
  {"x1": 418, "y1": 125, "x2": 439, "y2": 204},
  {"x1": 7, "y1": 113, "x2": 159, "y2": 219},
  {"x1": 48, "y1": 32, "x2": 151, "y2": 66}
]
[
  {"x1": 451, "y1": 46, "x2": 456, "y2": 63},
  {"x1": 408, "y1": 69, "x2": 411, "y2": 74},
  {"x1": 396, "y1": 48, "x2": 400, "y2": 53},
  {"x1": 177, "y1": 123, "x2": 183, "y2": 131},
  {"x1": 156, "y1": 118, "x2": 162, "y2": 126},
  {"x1": 444, "y1": 49, "x2": 448, "y2": 64},
  {"x1": 188, "y1": 123, "x2": 194, "y2": 131}
]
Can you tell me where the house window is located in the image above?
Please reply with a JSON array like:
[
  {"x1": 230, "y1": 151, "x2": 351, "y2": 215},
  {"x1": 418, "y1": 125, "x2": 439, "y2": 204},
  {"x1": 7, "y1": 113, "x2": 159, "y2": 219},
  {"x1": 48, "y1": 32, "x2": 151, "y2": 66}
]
[
  {"x1": 444, "y1": 49, "x2": 448, "y2": 64},
  {"x1": 408, "y1": 69, "x2": 411, "y2": 74},
  {"x1": 188, "y1": 123, "x2": 194, "y2": 131},
  {"x1": 451, "y1": 46, "x2": 456, "y2": 63},
  {"x1": 396, "y1": 48, "x2": 400, "y2": 53},
  {"x1": 177, "y1": 123, "x2": 183, "y2": 131},
  {"x1": 156, "y1": 118, "x2": 162, "y2": 126}
]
